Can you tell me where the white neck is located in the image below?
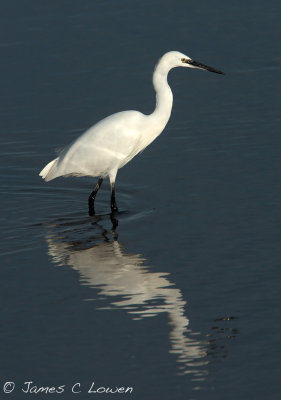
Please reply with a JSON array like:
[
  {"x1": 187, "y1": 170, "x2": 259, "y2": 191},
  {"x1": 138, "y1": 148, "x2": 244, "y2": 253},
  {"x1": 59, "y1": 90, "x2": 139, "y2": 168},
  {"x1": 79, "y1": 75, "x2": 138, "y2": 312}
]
[{"x1": 150, "y1": 59, "x2": 173, "y2": 127}]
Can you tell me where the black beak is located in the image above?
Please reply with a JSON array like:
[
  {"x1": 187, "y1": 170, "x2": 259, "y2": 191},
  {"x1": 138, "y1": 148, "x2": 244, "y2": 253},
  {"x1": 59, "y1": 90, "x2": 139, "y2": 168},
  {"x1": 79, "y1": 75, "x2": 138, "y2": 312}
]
[{"x1": 186, "y1": 59, "x2": 225, "y2": 75}]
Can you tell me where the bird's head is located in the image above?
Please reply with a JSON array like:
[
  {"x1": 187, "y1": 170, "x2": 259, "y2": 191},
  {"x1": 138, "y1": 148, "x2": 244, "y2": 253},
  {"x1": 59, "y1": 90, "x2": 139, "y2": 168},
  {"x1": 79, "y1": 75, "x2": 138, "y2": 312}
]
[{"x1": 161, "y1": 51, "x2": 225, "y2": 75}]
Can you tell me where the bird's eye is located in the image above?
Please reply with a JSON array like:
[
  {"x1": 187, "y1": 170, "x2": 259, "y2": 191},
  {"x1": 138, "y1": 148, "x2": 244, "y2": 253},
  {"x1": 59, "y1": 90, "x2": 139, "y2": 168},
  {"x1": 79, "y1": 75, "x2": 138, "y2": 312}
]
[{"x1": 181, "y1": 58, "x2": 188, "y2": 63}]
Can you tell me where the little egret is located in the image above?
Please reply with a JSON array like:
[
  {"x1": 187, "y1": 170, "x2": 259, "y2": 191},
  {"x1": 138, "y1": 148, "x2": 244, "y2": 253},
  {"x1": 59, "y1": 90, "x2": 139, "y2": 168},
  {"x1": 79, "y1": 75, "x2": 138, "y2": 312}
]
[{"x1": 39, "y1": 51, "x2": 224, "y2": 215}]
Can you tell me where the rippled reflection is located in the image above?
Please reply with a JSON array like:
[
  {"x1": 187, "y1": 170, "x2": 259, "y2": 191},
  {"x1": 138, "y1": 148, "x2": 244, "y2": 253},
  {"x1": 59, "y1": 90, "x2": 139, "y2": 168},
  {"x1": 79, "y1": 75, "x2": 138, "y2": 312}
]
[{"x1": 44, "y1": 212, "x2": 236, "y2": 381}]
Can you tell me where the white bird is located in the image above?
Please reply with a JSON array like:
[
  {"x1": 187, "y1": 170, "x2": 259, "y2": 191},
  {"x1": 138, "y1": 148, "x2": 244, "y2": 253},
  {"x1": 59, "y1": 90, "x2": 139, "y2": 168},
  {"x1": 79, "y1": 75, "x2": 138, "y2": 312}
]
[{"x1": 39, "y1": 51, "x2": 224, "y2": 215}]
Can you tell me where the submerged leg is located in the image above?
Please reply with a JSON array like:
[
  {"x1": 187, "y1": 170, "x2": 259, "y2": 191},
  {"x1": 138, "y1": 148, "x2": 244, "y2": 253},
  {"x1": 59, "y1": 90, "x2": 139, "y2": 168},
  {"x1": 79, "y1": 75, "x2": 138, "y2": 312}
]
[
  {"x1": 110, "y1": 182, "x2": 118, "y2": 212},
  {"x1": 109, "y1": 169, "x2": 118, "y2": 212},
  {"x1": 88, "y1": 177, "x2": 103, "y2": 216}
]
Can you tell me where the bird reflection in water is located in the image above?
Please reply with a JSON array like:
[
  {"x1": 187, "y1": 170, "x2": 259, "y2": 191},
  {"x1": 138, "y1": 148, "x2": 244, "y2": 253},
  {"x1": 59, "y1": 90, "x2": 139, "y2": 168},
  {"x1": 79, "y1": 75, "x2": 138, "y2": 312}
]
[{"x1": 44, "y1": 212, "x2": 237, "y2": 381}]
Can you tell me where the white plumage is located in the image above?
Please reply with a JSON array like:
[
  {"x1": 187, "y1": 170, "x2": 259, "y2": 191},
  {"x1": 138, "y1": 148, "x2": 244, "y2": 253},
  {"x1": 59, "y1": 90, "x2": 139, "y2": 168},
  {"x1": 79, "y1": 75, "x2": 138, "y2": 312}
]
[{"x1": 40, "y1": 51, "x2": 224, "y2": 214}]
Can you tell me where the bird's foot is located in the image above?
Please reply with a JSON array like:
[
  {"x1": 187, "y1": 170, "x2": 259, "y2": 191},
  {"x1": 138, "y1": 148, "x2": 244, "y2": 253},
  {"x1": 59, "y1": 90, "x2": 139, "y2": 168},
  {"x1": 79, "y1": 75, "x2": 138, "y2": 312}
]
[
  {"x1": 88, "y1": 208, "x2": 95, "y2": 216},
  {"x1": 88, "y1": 196, "x2": 96, "y2": 216},
  {"x1": 111, "y1": 203, "x2": 118, "y2": 213},
  {"x1": 110, "y1": 213, "x2": 119, "y2": 232}
]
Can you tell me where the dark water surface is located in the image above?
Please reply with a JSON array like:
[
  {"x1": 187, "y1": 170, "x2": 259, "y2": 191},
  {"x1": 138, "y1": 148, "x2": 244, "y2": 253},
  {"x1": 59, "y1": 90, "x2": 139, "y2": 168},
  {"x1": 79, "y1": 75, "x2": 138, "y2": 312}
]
[{"x1": 1, "y1": 1, "x2": 281, "y2": 399}]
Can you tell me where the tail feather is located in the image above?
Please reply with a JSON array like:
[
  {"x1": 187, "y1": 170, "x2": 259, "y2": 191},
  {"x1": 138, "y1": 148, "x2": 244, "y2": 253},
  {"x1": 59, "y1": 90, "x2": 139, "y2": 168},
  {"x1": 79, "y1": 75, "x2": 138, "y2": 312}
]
[{"x1": 39, "y1": 158, "x2": 59, "y2": 182}]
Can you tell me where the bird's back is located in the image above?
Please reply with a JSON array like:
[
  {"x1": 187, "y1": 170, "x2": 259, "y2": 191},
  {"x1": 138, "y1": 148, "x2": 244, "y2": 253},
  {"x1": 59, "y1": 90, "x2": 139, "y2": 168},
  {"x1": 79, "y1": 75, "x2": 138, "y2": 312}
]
[{"x1": 40, "y1": 110, "x2": 148, "y2": 181}]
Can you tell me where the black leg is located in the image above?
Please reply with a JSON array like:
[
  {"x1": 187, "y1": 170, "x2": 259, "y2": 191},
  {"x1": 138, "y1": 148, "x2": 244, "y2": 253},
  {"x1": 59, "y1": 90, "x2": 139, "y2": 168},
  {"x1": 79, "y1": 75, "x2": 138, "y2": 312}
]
[
  {"x1": 88, "y1": 178, "x2": 103, "y2": 216},
  {"x1": 110, "y1": 213, "x2": 118, "y2": 231},
  {"x1": 110, "y1": 182, "x2": 118, "y2": 212}
]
